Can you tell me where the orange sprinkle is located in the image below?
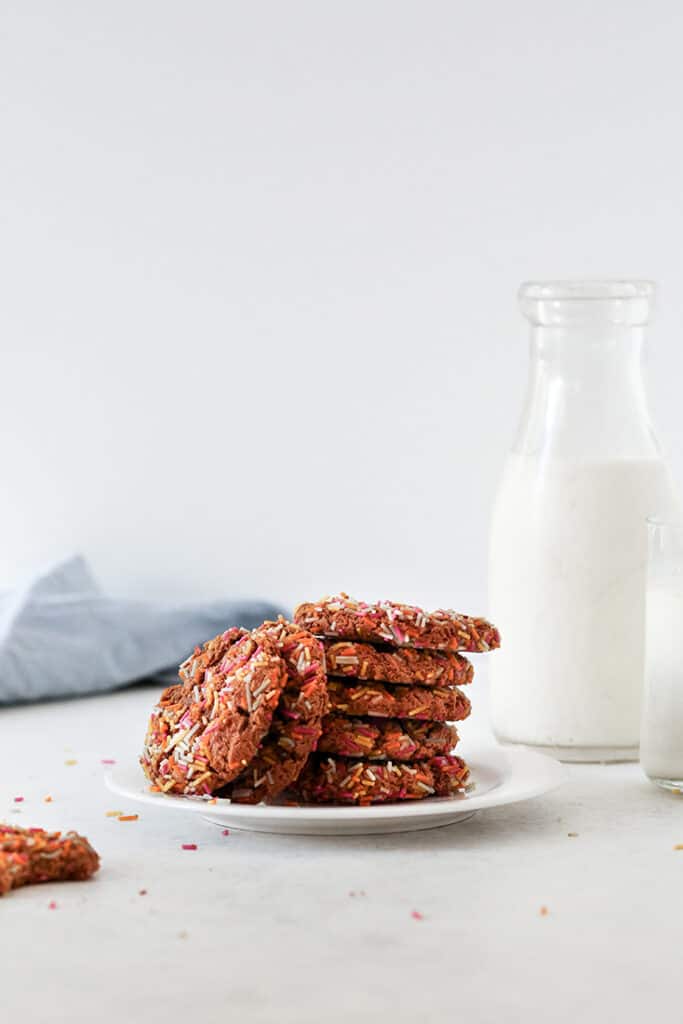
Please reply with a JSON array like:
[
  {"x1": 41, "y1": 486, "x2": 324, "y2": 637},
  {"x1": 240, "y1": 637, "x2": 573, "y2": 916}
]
[
  {"x1": 43, "y1": 796, "x2": 53, "y2": 803},
  {"x1": 118, "y1": 814, "x2": 139, "y2": 822},
  {"x1": 540, "y1": 906, "x2": 549, "y2": 916}
]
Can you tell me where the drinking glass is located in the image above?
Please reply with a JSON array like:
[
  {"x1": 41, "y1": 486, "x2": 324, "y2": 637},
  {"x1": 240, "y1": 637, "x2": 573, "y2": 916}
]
[{"x1": 641, "y1": 518, "x2": 683, "y2": 789}]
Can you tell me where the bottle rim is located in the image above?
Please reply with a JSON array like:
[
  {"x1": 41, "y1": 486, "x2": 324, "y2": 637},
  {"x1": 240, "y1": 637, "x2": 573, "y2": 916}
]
[{"x1": 519, "y1": 279, "x2": 655, "y2": 326}]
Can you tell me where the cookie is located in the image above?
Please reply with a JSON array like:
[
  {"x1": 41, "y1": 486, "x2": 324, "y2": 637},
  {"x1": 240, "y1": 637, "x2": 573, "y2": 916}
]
[
  {"x1": 295, "y1": 594, "x2": 500, "y2": 652},
  {"x1": 317, "y1": 715, "x2": 458, "y2": 761},
  {"x1": 222, "y1": 620, "x2": 328, "y2": 804},
  {"x1": 327, "y1": 677, "x2": 471, "y2": 721},
  {"x1": 324, "y1": 639, "x2": 473, "y2": 687},
  {"x1": 295, "y1": 754, "x2": 470, "y2": 805},
  {"x1": 0, "y1": 825, "x2": 100, "y2": 895},
  {"x1": 141, "y1": 630, "x2": 288, "y2": 794}
]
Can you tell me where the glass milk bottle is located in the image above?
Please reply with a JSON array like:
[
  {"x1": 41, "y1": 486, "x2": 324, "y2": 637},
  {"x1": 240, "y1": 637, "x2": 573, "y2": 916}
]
[{"x1": 489, "y1": 281, "x2": 679, "y2": 762}]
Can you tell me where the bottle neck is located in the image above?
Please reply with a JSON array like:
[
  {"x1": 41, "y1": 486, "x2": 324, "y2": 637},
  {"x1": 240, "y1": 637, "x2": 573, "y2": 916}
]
[{"x1": 513, "y1": 323, "x2": 661, "y2": 460}]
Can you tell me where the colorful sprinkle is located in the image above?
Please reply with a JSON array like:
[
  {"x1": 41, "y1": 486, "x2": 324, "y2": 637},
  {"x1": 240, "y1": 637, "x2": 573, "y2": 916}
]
[
  {"x1": 105, "y1": 810, "x2": 123, "y2": 818},
  {"x1": 411, "y1": 910, "x2": 424, "y2": 921},
  {"x1": 181, "y1": 843, "x2": 197, "y2": 851},
  {"x1": 43, "y1": 796, "x2": 53, "y2": 803},
  {"x1": 100, "y1": 759, "x2": 116, "y2": 765},
  {"x1": 540, "y1": 906, "x2": 549, "y2": 916},
  {"x1": 222, "y1": 829, "x2": 230, "y2": 836},
  {"x1": 48, "y1": 901, "x2": 58, "y2": 910},
  {"x1": 118, "y1": 815, "x2": 139, "y2": 822},
  {"x1": 13, "y1": 796, "x2": 24, "y2": 803},
  {"x1": 64, "y1": 759, "x2": 78, "y2": 766}
]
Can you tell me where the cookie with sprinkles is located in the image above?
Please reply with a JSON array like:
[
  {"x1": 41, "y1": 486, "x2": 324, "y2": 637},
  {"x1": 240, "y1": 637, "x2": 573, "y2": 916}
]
[
  {"x1": 324, "y1": 639, "x2": 473, "y2": 687},
  {"x1": 317, "y1": 715, "x2": 458, "y2": 762},
  {"x1": 295, "y1": 754, "x2": 470, "y2": 805},
  {"x1": 294, "y1": 594, "x2": 500, "y2": 652},
  {"x1": 141, "y1": 630, "x2": 288, "y2": 794},
  {"x1": 0, "y1": 825, "x2": 100, "y2": 895},
  {"x1": 221, "y1": 620, "x2": 328, "y2": 804},
  {"x1": 327, "y1": 677, "x2": 471, "y2": 722}
]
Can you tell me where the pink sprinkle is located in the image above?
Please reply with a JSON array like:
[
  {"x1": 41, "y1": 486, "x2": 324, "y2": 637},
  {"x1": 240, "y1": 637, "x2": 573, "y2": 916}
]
[
  {"x1": 13, "y1": 796, "x2": 24, "y2": 803},
  {"x1": 222, "y1": 829, "x2": 230, "y2": 836},
  {"x1": 48, "y1": 901, "x2": 58, "y2": 910},
  {"x1": 411, "y1": 910, "x2": 424, "y2": 921},
  {"x1": 181, "y1": 843, "x2": 198, "y2": 851},
  {"x1": 100, "y1": 758, "x2": 116, "y2": 765}
]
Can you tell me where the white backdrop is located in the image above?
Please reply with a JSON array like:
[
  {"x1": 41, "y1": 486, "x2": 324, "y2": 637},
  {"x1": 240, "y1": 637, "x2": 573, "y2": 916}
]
[{"x1": 2, "y1": 0, "x2": 683, "y2": 612}]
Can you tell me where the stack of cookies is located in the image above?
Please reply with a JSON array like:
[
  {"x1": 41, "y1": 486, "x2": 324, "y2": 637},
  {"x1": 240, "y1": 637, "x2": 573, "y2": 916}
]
[
  {"x1": 292, "y1": 594, "x2": 500, "y2": 805},
  {"x1": 140, "y1": 596, "x2": 500, "y2": 807}
]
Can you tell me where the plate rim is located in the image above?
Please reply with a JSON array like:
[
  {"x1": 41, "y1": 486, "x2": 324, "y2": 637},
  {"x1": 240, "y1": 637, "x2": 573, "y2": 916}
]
[{"x1": 105, "y1": 744, "x2": 568, "y2": 822}]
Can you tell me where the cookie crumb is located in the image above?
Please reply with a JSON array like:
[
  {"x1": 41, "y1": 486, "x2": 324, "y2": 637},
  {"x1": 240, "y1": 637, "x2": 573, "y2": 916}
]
[
  {"x1": 567, "y1": 832, "x2": 579, "y2": 838},
  {"x1": 43, "y1": 796, "x2": 53, "y2": 803},
  {"x1": 178, "y1": 930, "x2": 188, "y2": 940},
  {"x1": 139, "y1": 889, "x2": 147, "y2": 896},
  {"x1": 64, "y1": 760, "x2": 78, "y2": 767},
  {"x1": 539, "y1": 906, "x2": 549, "y2": 916},
  {"x1": 673, "y1": 844, "x2": 683, "y2": 851}
]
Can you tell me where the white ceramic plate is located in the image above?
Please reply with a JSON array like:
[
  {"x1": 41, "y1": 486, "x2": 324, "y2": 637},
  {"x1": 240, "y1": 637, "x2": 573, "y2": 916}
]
[{"x1": 105, "y1": 744, "x2": 567, "y2": 836}]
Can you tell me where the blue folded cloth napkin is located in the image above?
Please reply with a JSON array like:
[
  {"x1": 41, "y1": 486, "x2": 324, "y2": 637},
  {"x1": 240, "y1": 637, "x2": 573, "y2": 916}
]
[{"x1": 0, "y1": 555, "x2": 285, "y2": 704}]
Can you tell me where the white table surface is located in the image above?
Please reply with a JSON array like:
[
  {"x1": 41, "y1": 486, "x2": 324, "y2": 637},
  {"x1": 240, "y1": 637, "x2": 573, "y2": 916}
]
[{"x1": 2, "y1": 683, "x2": 682, "y2": 1024}]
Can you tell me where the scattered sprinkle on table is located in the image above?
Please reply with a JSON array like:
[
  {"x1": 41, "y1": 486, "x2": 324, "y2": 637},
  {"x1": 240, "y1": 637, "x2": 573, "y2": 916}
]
[
  {"x1": 106, "y1": 810, "x2": 123, "y2": 818},
  {"x1": 13, "y1": 796, "x2": 24, "y2": 803},
  {"x1": 48, "y1": 901, "x2": 58, "y2": 911},
  {"x1": 100, "y1": 759, "x2": 116, "y2": 765},
  {"x1": 64, "y1": 759, "x2": 78, "y2": 766},
  {"x1": 411, "y1": 910, "x2": 424, "y2": 921},
  {"x1": 181, "y1": 843, "x2": 198, "y2": 851},
  {"x1": 568, "y1": 832, "x2": 579, "y2": 838},
  {"x1": 43, "y1": 796, "x2": 53, "y2": 803},
  {"x1": 222, "y1": 830, "x2": 230, "y2": 836},
  {"x1": 139, "y1": 889, "x2": 147, "y2": 896},
  {"x1": 540, "y1": 906, "x2": 549, "y2": 917},
  {"x1": 118, "y1": 815, "x2": 139, "y2": 822}
]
